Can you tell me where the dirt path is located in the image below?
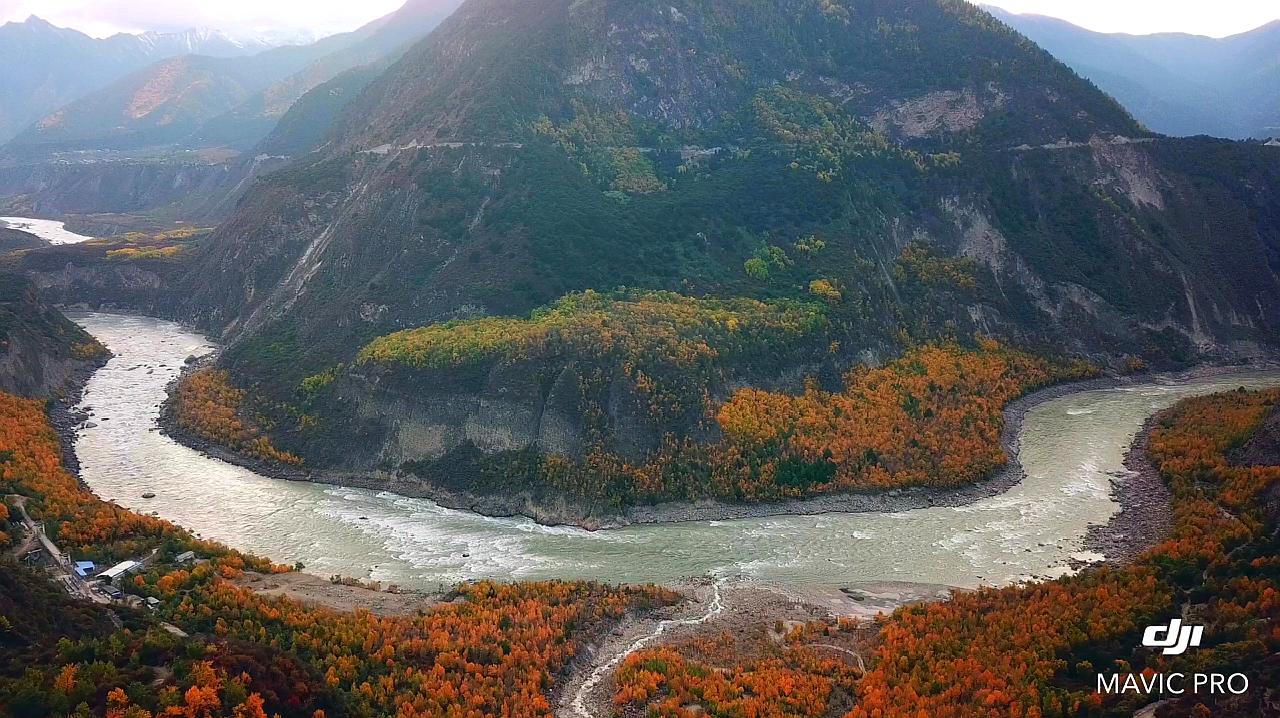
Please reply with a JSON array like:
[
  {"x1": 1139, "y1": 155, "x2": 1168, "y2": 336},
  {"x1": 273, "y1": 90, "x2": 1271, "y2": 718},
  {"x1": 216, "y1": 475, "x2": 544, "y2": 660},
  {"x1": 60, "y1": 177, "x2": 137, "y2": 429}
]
[
  {"x1": 5, "y1": 493, "x2": 108, "y2": 604},
  {"x1": 566, "y1": 579, "x2": 726, "y2": 718}
]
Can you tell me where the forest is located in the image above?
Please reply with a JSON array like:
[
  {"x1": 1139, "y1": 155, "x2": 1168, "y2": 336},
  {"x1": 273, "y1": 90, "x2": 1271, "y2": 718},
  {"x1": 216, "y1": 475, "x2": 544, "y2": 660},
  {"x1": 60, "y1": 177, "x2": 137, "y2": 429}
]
[
  {"x1": 0, "y1": 390, "x2": 679, "y2": 718},
  {"x1": 358, "y1": 289, "x2": 827, "y2": 375},
  {"x1": 478, "y1": 340, "x2": 1097, "y2": 507},
  {"x1": 171, "y1": 369, "x2": 303, "y2": 467},
  {"x1": 616, "y1": 387, "x2": 1280, "y2": 717}
]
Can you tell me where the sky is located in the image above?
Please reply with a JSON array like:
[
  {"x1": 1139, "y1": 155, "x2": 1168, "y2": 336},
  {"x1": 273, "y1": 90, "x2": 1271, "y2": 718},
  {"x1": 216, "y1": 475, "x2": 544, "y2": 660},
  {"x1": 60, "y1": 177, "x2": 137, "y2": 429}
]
[
  {"x1": 0, "y1": 0, "x2": 405, "y2": 39},
  {"x1": 979, "y1": 0, "x2": 1280, "y2": 38},
  {"x1": 0, "y1": 0, "x2": 1276, "y2": 40}
]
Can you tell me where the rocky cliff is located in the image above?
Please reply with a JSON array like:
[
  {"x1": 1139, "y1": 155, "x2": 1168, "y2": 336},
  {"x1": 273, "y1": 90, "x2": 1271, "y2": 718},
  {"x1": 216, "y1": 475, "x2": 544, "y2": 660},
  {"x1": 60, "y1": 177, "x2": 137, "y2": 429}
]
[{"x1": 0, "y1": 272, "x2": 106, "y2": 398}]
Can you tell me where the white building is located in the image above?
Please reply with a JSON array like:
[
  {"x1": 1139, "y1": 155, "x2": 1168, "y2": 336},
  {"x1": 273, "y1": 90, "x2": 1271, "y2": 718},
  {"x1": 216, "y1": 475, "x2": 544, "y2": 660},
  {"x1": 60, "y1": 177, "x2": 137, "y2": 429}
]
[{"x1": 97, "y1": 560, "x2": 140, "y2": 586}]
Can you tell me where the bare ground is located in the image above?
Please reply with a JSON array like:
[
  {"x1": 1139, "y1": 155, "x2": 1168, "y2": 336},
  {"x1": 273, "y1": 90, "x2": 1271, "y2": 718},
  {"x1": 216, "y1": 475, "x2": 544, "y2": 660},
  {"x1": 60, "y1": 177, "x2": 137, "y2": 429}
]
[
  {"x1": 554, "y1": 578, "x2": 937, "y2": 718},
  {"x1": 235, "y1": 571, "x2": 440, "y2": 617}
]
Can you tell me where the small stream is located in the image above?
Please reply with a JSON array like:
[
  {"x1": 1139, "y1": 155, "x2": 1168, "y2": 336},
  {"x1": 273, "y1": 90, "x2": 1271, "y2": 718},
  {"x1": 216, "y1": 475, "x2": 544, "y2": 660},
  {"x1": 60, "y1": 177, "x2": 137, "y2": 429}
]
[{"x1": 68, "y1": 312, "x2": 1280, "y2": 592}]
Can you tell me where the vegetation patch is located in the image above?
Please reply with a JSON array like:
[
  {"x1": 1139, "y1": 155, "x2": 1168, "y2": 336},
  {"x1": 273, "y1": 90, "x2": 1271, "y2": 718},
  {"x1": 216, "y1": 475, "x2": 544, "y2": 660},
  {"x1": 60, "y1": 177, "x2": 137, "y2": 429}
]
[
  {"x1": 618, "y1": 387, "x2": 1280, "y2": 717},
  {"x1": 487, "y1": 340, "x2": 1095, "y2": 506},
  {"x1": 359, "y1": 289, "x2": 826, "y2": 372},
  {"x1": 716, "y1": 340, "x2": 1095, "y2": 491},
  {"x1": 0, "y1": 389, "x2": 681, "y2": 718},
  {"x1": 172, "y1": 369, "x2": 303, "y2": 467}
]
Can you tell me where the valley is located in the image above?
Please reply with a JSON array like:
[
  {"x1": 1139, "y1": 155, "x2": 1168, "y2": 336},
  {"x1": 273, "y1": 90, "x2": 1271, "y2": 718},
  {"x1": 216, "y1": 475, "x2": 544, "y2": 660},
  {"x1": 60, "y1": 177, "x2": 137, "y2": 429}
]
[
  {"x1": 69, "y1": 311, "x2": 1280, "y2": 591},
  {"x1": 3, "y1": 0, "x2": 1280, "y2": 715}
]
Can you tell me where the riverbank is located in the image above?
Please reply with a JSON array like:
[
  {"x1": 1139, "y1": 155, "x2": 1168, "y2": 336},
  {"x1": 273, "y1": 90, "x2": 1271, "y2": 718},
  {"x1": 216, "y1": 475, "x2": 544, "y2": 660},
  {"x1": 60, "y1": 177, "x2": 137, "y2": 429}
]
[
  {"x1": 156, "y1": 362, "x2": 1275, "y2": 532},
  {"x1": 1081, "y1": 415, "x2": 1173, "y2": 565}
]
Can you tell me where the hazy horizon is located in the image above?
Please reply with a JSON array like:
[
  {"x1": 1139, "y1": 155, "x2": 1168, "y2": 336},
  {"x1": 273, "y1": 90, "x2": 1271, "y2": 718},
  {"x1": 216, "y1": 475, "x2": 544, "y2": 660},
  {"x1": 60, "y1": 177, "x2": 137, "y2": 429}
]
[{"x1": 1, "y1": 0, "x2": 1278, "y2": 42}]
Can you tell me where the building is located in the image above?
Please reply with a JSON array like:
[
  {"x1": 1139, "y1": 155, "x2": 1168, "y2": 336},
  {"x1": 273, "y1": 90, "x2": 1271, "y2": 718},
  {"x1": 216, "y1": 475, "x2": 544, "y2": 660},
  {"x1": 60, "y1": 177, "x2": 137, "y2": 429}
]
[
  {"x1": 97, "y1": 560, "x2": 140, "y2": 586},
  {"x1": 175, "y1": 551, "x2": 197, "y2": 564},
  {"x1": 73, "y1": 561, "x2": 97, "y2": 578}
]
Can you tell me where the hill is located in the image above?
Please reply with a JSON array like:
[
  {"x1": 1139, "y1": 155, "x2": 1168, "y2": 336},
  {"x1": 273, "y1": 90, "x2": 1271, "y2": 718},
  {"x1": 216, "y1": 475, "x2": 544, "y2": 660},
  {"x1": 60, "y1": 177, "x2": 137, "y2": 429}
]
[
  {"x1": 147, "y1": 0, "x2": 1280, "y2": 521},
  {"x1": 0, "y1": 16, "x2": 287, "y2": 145},
  {"x1": 987, "y1": 8, "x2": 1280, "y2": 139},
  {"x1": 3, "y1": 0, "x2": 463, "y2": 159},
  {"x1": 0, "y1": 271, "x2": 106, "y2": 398}
]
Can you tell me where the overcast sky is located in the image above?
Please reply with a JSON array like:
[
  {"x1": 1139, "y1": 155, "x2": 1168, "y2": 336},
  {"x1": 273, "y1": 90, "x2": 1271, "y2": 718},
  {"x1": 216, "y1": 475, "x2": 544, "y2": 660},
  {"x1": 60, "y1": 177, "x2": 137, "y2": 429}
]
[{"x1": 0, "y1": 0, "x2": 1277, "y2": 40}]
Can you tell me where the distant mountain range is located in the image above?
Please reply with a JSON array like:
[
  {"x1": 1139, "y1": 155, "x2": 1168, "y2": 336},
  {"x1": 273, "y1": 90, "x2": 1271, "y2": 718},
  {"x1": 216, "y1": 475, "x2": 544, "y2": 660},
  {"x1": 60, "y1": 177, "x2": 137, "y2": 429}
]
[
  {"x1": 0, "y1": 17, "x2": 288, "y2": 144},
  {"x1": 986, "y1": 7, "x2": 1280, "y2": 139},
  {"x1": 0, "y1": 0, "x2": 463, "y2": 156}
]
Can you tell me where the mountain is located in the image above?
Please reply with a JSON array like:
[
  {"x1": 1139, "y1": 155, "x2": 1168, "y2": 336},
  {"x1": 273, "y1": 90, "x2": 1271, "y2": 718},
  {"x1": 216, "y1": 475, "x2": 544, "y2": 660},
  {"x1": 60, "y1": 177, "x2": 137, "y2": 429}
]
[
  {"x1": 191, "y1": 0, "x2": 466, "y2": 150},
  {"x1": 177, "y1": 0, "x2": 1154, "y2": 356},
  {"x1": 0, "y1": 16, "x2": 288, "y2": 145},
  {"x1": 2, "y1": 0, "x2": 464, "y2": 159},
  {"x1": 0, "y1": 270, "x2": 106, "y2": 398},
  {"x1": 131, "y1": 0, "x2": 1280, "y2": 522},
  {"x1": 985, "y1": 7, "x2": 1280, "y2": 139}
]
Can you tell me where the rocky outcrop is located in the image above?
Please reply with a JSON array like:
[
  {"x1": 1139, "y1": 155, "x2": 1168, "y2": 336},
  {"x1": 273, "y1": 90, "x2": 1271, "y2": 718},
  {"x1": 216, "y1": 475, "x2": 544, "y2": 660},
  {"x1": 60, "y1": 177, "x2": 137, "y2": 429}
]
[
  {"x1": 7, "y1": 242, "x2": 189, "y2": 318},
  {"x1": 309, "y1": 360, "x2": 673, "y2": 473},
  {"x1": 0, "y1": 160, "x2": 234, "y2": 218},
  {"x1": 0, "y1": 272, "x2": 105, "y2": 398}
]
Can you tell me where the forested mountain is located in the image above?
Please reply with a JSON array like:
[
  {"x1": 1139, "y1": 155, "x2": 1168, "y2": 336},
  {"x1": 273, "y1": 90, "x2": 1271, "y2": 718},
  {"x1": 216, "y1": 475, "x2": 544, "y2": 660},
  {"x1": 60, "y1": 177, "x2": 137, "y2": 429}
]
[
  {"x1": 142, "y1": 0, "x2": 1280, "y2": 519},
  {"x1": 987, "y1": 7, "x2": 1280, "y2": 139},
  {"x1": 0, "y1": 17, "x2": 286, "y2": 145},
  {"x1": 3, "y1": 0, "x2": 463, "y2": 158}
]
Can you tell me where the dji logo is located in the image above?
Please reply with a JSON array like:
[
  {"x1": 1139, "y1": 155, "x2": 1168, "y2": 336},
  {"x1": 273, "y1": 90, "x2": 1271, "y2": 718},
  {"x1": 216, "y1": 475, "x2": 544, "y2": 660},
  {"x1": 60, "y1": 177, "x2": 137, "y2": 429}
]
[{"x1": 1142, "y1": 619, "x2": 1204, "y2": 656}]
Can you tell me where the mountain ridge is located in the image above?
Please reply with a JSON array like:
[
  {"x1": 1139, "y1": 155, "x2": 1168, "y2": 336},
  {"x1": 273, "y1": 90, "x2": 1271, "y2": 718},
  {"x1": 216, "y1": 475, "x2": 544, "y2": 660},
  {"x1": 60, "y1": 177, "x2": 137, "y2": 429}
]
[
  {"x1": 985, "y1": 6, "x2": 1280, "y2": 138},
  {"x1": 127, "y1": 0, "x2": 1280, "y2": 520},
  {"x1": 0, "y1": 15, "x2": 291, "y2": 144},
  {"x1": 2, "y1": 0, "x2": 464, "y2": 158}
]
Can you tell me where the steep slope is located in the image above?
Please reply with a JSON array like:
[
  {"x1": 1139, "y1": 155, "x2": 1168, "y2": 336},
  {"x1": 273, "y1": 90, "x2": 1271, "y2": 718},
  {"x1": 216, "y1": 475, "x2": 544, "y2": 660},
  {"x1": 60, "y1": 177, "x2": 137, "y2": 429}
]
[
  {"x1": 0, "y1": 271, "x2": 106, "y2": 398},
  {"x1": 4, "y1": 41, "x2": 357, "y2": 157},
  {"x1": 0, "y1": 16, "x2": 283, "y2": 145},
  {"x1": 988, "y1": 8, "x2": 1280, "y2": 139},
  {"x1": 158, "y1": 0, "x2": 1280, "y2": 517},
  {"x1": 0, "y1": 226, "x2": 42, "y2": 253},
  {"x1": 183, "y1": 0, "x2": 1143, "y2": 346},
  {"x1": 0, "y1": 0, "x2": 465, "y2": 225},
  {"x1": 194, "y1": 0, "x2": 466, "y2": 150},
  {"x1": 4, "y1": 0, "x2": 464, "y2": 159}
]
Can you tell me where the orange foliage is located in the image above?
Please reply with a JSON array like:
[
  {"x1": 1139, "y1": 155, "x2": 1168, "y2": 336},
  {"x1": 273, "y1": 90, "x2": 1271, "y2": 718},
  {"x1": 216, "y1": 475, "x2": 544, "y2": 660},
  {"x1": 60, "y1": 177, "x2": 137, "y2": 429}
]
[
  {"x1": 4, "y1": 387, "x2": 681, "y2": 716},
  {"x1": 619, "y1": 388, "x2": 1280, "y2": 717},
  {"x1": 142, "y1": 561, "x2": 677, "y2": 718},
  {"x1": 718, "y1": 341, "x2": 1092, "y2": 491},
  {"x1": 173, "y1": 369, "x2": 302, "y2": 466},
  {"x1": 845, "y1": 388, "x2": 1280, "y2": 718},
  {"x1": 616, "y1": 624, "x2": 862, "y2": 718},
  {"x1": 0, "y1": 391, "x2": 191, "y2": 561}
]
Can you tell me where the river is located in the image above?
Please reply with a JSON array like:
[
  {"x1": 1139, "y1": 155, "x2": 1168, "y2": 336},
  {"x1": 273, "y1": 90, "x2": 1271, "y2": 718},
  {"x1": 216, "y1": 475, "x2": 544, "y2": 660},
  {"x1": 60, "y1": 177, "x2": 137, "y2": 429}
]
[
  {"x1": 1, "y1": 216, "x2": 94, "y2": 244},
  {"x1": 68, "y1": 312, "x2": 1280, "y2": 592}
]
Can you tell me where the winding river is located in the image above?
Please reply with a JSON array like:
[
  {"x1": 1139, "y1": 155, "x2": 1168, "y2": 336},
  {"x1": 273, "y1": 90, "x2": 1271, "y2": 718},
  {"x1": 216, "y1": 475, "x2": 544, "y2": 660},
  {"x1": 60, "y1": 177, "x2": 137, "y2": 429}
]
[{"x1": 68, "y1": 312, "x2": 1280, "y2": 592}]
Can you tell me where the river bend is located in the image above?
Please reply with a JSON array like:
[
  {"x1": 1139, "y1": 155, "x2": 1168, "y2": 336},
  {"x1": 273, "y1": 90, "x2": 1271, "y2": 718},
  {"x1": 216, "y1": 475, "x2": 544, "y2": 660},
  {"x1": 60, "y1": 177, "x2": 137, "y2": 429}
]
[{"x1": 69, "y1": 312, "x2": 1280, "y2": 591}]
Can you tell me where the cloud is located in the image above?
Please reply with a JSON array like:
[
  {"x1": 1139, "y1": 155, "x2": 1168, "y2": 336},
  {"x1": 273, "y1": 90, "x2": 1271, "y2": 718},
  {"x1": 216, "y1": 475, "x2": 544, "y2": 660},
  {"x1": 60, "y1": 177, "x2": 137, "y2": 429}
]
[{"x1": 0, "y1": 0, "x2": 404, "y2": 38}]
